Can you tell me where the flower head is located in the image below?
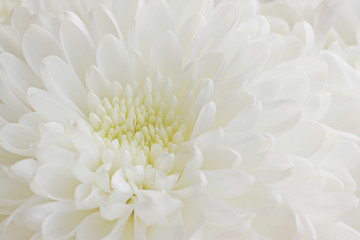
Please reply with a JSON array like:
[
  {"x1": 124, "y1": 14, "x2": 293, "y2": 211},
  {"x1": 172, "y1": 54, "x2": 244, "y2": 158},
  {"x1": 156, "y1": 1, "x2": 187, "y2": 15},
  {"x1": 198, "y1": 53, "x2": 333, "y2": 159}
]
[{"x1": 0, "y1": 0, "x2": 360, "y2": 240}]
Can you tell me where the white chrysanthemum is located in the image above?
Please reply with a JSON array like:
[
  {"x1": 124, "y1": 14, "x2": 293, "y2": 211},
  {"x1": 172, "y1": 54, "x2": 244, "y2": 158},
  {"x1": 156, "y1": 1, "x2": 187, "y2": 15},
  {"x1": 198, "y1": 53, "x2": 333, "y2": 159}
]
[{"x1": 0, "y1": 0, "x2": 359, "y2": 240}]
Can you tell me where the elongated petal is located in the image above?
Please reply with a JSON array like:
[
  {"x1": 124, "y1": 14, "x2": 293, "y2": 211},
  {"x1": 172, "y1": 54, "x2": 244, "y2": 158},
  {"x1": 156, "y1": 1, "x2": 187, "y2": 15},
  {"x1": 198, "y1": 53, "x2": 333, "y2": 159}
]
[
  {"x1": 0, "y1": 123, "x2": 38, "y2": 156},
  {"x1": 151, "y1": 31, "x2": 182, "y2": 78},
  {"x1": 40, "y1": 56, "x2": 89, "y2": 114},
  {"x1": 22, "y1": 25, "x2": 65, "y2": 74},
  {"x1": 204, "y1": 169, "x2": 253, "y2": 198},
  {"x1": 32, "y1": 164, "x2": 80, "y2": 200},
  {"x1": 96, "y1": 34, "x2": 134, "y2": 85}
]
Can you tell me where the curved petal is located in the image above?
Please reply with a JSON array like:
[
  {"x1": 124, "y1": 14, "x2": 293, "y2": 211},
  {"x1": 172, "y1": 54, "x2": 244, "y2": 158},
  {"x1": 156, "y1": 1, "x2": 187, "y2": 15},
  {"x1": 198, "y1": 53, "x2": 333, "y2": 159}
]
[
  {"x1": 204, "y1": 169, "x2": 253, "y2": 198},
  {"x1": 0, "y1": 123, "x2": 38, "y2": 156},
  {"x1": 96, "y1": 34, "x2": 134, "y2": 85},
  {"x1": 61, "y1": 12, "x2": 96, "y2": 80},
  {"x1": 76, "y1": 212, "x2": 116, "y2": 240},
  {"x1": 190, "y1": 101, "x2": 216, "y2": 139},
  {"x1": 150, "y1": 31, "x2": 183, "y2": 78},
  {"x1": 40, "y1": 56, "x2": 89, "y2": 114},
  {"x1": 42, "y1": 210, "x2": 92, "y2": 240},
  {"x1": 0, "y1": 53, "x2": 43, "y2": 102},
  {"x1": 9, "y1": 158, "x2": 39, "y2": 182},
  {"x1": 32, "y1": 164, "x2": 80, "y2": 200},
  {"x1": 22, "y1": 25, "x2": 65, "y2": 74},
  {"x1": 0, "y1": 174, "x2": 32, "y2": 205},
  {"x1": 27, "y1": 87, "x2": 82, "y2": 123}
]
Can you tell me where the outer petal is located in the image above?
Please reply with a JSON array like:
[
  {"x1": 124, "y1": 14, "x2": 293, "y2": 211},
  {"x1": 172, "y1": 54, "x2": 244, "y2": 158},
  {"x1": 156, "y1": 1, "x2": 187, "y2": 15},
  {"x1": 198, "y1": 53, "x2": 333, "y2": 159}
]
[
  {"x1": 22, "y1": 25, "x2": 65, "y2": 74},
  {"x1": 40, "y1": 56, "x2": 89, "y2": 114},
  {"x1": 150, "y1": 31, "x2": 183, "y2": 78},
  {"x1": 31, "y1": 164, "x2": 80, "y2": 200},
  {"x1": 96, "y1": 34, "x2": 134, "y2": 85},
  {"x1": 0, "y1": 123, "x2": 38, "y2": 156}
]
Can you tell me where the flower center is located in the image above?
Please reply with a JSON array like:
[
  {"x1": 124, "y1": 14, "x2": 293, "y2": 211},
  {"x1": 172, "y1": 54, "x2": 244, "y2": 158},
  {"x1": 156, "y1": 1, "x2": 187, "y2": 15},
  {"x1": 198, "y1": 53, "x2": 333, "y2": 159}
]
[{"x1": 88, "y1": 85, "x2": 187, "y2": 159}]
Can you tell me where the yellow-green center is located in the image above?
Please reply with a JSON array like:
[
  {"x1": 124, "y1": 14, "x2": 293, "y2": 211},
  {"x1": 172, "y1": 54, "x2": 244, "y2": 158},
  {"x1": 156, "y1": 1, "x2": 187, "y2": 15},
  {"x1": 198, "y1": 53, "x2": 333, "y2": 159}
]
[{"x1": 89, "y1": 92, "x2": 187, "y2": 158}]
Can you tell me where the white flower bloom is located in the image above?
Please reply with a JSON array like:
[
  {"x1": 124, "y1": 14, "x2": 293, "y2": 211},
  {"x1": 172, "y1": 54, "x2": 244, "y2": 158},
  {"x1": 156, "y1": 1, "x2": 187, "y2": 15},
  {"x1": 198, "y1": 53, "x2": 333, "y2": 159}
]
[{"x1": 0, "y1": 0, "x2": 359, "y2": 240}]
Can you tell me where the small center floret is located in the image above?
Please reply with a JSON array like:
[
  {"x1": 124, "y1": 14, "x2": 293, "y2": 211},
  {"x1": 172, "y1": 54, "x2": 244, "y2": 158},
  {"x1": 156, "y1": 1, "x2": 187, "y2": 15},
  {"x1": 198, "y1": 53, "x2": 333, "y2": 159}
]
[{"x1": 89, "y1": 88, "x2": 186, "y2": 158}]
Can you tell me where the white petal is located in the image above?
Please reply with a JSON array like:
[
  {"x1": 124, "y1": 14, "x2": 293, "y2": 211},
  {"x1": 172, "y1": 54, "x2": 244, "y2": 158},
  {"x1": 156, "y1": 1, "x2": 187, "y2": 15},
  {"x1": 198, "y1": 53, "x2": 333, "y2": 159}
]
[
  {"x1": 136, "y1": 0, "x2": 175, "y2": 56},
  {"x1": 9, "y1": 158, "x2": 39, "y2": 182},
  {"x1": 188, "y1": 5, "x2": 239, "y2": 61},
  {"x1": 196, "y1": 194, "x2": 245, "y2": 227},
  {"x1": 238, "y1": 15, "x2": 270, "y2": 39},
  {"x1": 76, "y1": 212, "x2": 116, "y2": 240},
  {"x1": 96, "y1": 34, "x2": 134, "y2": 85},
  {"x1": 110, "y1": 170, "x2": 132, "y2": 194},
  {"x1": 213, "y1": 90, "x2": 255, "y2": 128},
  {"x1": 172, "y1": 170, "x2": 206, "y2": 199},
  {"x1": 36, "y1": 144, "x2": 75, "y2": 165},
  {"x1": 204, "y1": 169, "x2": 252, "y2": 198},
  {"x1": 11, "y1": 7, "x2": 31, "y2": 32},
  {"x1": 22, "y1": 25, "x2": 65, "y2": 74},
  {"x1": 40, "y1": 56, "x2": 89, "y2": 114},
  {"x1": 292, "y1": 21, "x2": 315, "y2": 54},
  {"x1": 273, "y1": 122, "x2": 337, "y2": 159},
  {"x1": 322, "y1": 163, "x2": 356, "y2": 192},
  {"x1": 32, "y1": 164, "x2": 79, "y2": 200},
  {"x1": 252, "y1": 200, "x2": 300, "y2": 240},
  {"x1": 0, "y1": 220, "x2": 33, "y2": 240},
  {"x1": 0, "y1": 26, "x2": 23, "y2": 59},
  {"x1": 190, "y1": 101, "x2": 216, "y2": 139},
  {"x1": 0, "y1": 53, "x2": 43, "y2": 102},
  {"x1": 225, "y1": 42, "x2": 268, "y2": 79},
  {"x1": 168, "y1": 0, "x2": 203, "y2": 28},
  {"x1": 134, "y1": 190, "x2": 182, "y2": 226},
  {"x1": 0, "y1": 146, "x2": 22, "y2": 165},
  {"x1": 99, "y1": 201, "x2": 133, "y2": 221},
  {"x1": 321, "y1": 85, "x2": 360, "y2": 132},
  {"x1": 201, "y1": 145, "x2": 241, "y2": 170},
  {"x1": 233, "y1": 186, "x2": 282, "y2": 215},
  {"x1": 146, "y1": 219, "x2": 184, "y2": 240},
  {"x1": 30, "y1": 12, "x2": 61, "y2": 39},
  {"x1": 224, "y1": 103, "x2": 261, "y2": 132},
  {"x1": 181, "y1": 205, "x2": 204, "y2": 238},
  {"x1": 173, "y1": 145, "x2": 203, "y2": 174},
  {"x1": 124, "y1": 165, "x2": 144, "y2": 187},
  {"x1": 0, "y1": 123, "x2": 38, "y2": 156},
  {"x1": 150, "y1": 31, "x2": 182, "y2": 78},
  {"x1": 178, "y1": 15, "x2": 202, "y2": 61},
  {"x1": 246, "y1": 152, "x2": 293, "y2": 183},
  {"x1": 19, "y1": 201, "x2": 72, "y2": 231},
  {"x1": 192, "y1": 78, "x2": 214, "y2": 114},
  {"x1": 0, "y1": 175, "x2": 32, "y2": 205},
  {"x1": 70, "y1": 119, "x2": 98, "y2": 151},
  {"x1": 74, "y1": 183, "x2": 100, "y2": 210},
  {"x1": 85, "y1": 66, "x2": 111, "y2": 99},
  {"x1": 255, "y1": 100, "x2": 302, "y2": 135},
  {"x1": 61, "y1": 13, "x2": 96, "y2": 80},
  {"x1": 0, "y1": 79, "x2": 31, "y2": 122},
  {"x1": 89, "y1": 5, "x2": 123, "y2": 42},
  {"x1": 298, "y1": 192, "x2": 358, "y2": 224},
  {"x1": 42, "y1": 210, "x2": 91, "y2": 240},
  {"x1": 153, "y1": 152, "x2": 175, "y2": 175},
  {"x1": 95, "y1": 163, "x2": 111, "y2": 193},
  {"x1": 313, "y1": 0, "x2": 343, "y2": 50},
  {"x1": 113, "y1": 0, "x2": 139, "y2": 38},
  {"x1": 201, "y1": 55, "x2": 226, "y2": 85},
  {"x1": 317, "y1": 222, "x2": 360, "y2": 240},
  {"x1": 233, "y1": 132, "x2": 273, "y2": 158},
  {"x1": 27, "y1": 87, "x2": 81, "y2": 123}
]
